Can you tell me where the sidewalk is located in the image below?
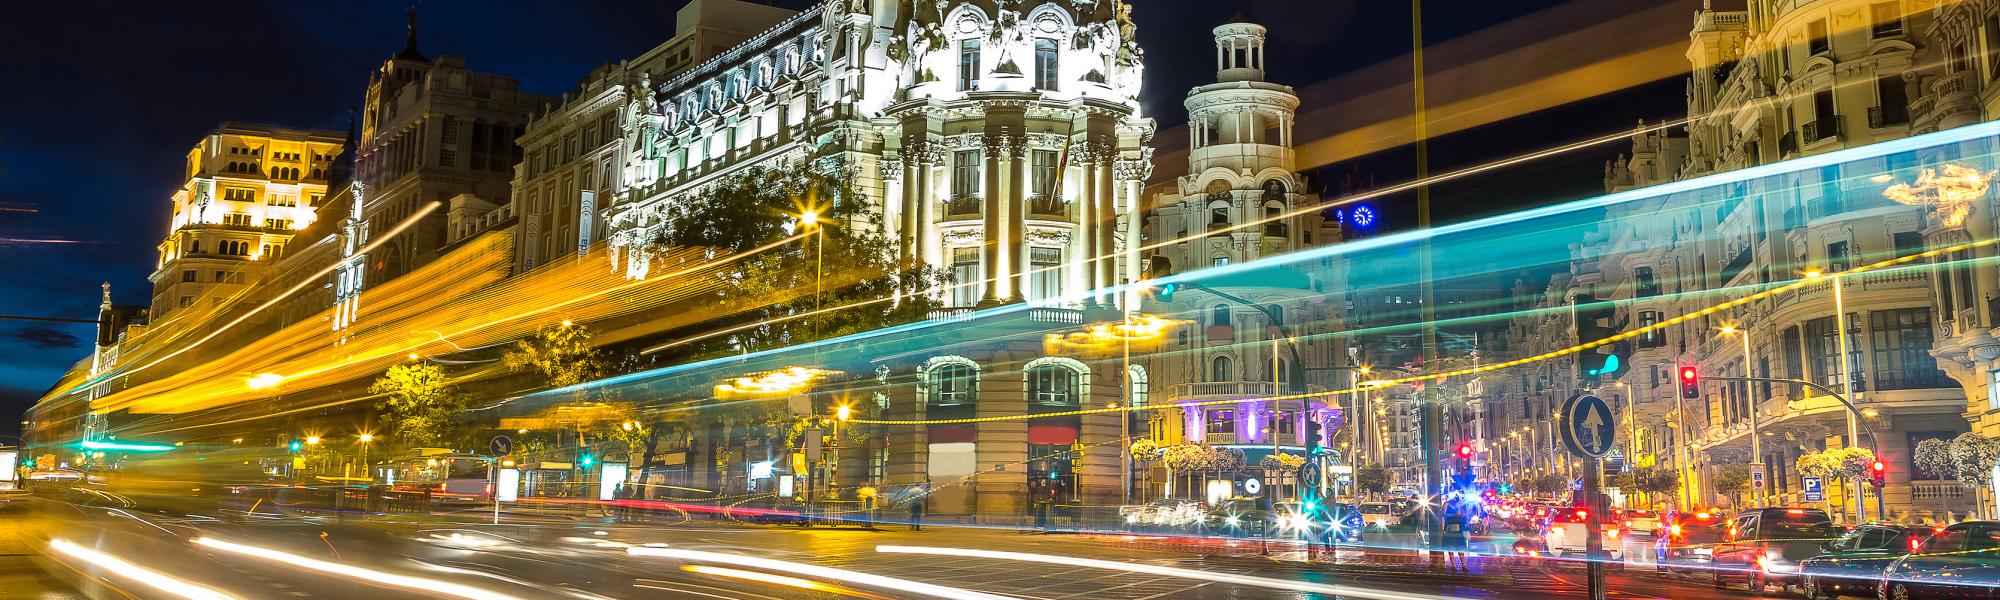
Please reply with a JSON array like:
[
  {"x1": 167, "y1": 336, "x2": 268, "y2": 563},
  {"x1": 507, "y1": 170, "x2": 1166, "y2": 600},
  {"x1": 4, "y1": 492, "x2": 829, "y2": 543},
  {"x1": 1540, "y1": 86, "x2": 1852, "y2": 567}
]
[{"x1": 0, "y1": 506, "x2": 80, "y2": 599}]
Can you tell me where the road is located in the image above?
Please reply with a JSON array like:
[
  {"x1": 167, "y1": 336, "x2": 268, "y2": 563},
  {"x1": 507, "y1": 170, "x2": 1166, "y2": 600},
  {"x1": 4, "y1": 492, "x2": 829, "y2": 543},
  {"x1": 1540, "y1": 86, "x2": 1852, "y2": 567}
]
[{"x1": 3, "y1": 494, "x2": 1804, "y2": 600}]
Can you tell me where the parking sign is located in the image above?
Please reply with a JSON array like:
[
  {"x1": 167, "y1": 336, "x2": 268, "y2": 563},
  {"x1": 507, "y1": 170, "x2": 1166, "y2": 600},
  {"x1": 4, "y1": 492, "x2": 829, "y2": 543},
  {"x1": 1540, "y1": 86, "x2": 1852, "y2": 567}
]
[{"x1": 1802, "y1": 476, "x2": 1823, "y2": 502}]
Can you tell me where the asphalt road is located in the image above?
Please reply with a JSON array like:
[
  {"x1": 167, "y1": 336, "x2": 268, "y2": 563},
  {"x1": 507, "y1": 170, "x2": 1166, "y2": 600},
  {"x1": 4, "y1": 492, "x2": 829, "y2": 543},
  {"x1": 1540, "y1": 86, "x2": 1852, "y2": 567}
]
[{"x1": 1, "y1": 494, "x2": 1808, "y2": 600}]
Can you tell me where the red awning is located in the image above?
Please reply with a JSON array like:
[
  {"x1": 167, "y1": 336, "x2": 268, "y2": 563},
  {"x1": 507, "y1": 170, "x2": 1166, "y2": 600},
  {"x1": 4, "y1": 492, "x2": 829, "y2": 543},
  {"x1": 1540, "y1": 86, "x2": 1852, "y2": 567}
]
[{"x1": 1027, "y1": 424, "x2": 1078, "y2": 446}]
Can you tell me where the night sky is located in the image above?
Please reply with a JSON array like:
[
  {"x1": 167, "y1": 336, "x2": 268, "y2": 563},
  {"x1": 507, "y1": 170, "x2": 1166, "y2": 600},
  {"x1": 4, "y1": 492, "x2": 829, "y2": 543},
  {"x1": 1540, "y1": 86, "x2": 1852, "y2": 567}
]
[{"x1": 0, "y1": 0, "x2": 1689, "y2": 436}]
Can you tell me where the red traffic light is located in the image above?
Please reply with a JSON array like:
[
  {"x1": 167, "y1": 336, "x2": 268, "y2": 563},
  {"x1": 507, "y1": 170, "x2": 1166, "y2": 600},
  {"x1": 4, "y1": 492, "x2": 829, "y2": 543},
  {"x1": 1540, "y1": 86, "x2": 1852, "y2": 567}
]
[
  {"x1": 1456, "y1": 443, "x2": 1473, "y2": 458},
  {"x1": 1872, "y1": 460, "x2": 1887, "y2": 473},
  {"x1": 1678, "y1": 366, "x2": 1698, "y2": 382}
]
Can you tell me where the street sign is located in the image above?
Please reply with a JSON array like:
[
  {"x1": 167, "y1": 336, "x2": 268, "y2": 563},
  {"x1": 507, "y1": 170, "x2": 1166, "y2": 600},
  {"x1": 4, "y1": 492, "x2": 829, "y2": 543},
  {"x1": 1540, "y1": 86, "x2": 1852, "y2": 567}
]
[
  {"x1": 1242, "y1": 477, "x2": 1263, "y2": 495},
  {"x1": 489, "y1": 435, "x2": 512, "y2": 457},
  {"x1": 1802, "y1": 476, "x2": 1823, "y2": 502},
  {"x1": 1750, "y1": 464, "x2": 1766, "y2": 490},
  {"x1": 1559, "y1": 393, "x2": 1617, "y2": 458}
]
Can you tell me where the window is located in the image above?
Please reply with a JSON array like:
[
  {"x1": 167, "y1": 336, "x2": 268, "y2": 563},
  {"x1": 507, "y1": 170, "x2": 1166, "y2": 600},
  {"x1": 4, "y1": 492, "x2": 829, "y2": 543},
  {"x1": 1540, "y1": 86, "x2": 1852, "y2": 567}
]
[
  {"x1": 1127, "y1": 365, "x2": 1148, "y2": 407},
  {"x1": 950, "y1": 247, "x2": 982, "y2": 307},
  {"x1": 441, "y1": 116, "x2": 458, "y2": 144},
  {"x1": 222, "y1": 212, "x2": 253, "y2": 226},
  {"x1": 1635, "y1": 266, "x2": 1660, "y2": 297},
  {"x1": 1211, "y1": 355, "x2": 1233, "y2": 381},
  {"x1": 1783, "y1": 325, "x2": 1806, "y2": 381},
  {"x1": 1827, "y1": 241, "x2": 1851, "y2": 272},
  {"x1": 1893, "y1": 232, "x2": 1925, "y2": 258},
  {"x1": 182, "y1": 270, "x2": 197, "y2": 282},
  {"x1": 1211, "y1": 304, "x2": 1232, "y2": 327},
  {"x1": 929, "y1": 362, "x2": 977, "y2": 407},
  {"x1": 1872, "y1": 308, "x2": 1948, "y2": 390},
  {"x1": 1206, "y1": 409, "x2": 1235, "y2": 434},
  {"x1": 1033, "y1": 38, "x2": 1059, "y2": 91},
  {"x1": 178, "y1": 296, "x2": 192, "y2": 308},
  {"x1": 1212, "y1": 256, "x2": 1229, "y2": 268},
  {"x1": 957, "y1": 39, "x2": 981, "y2": 91},
  {"x1": 1875, "y1": 75, "x2": 1909, "y2": 126},
  {"x1": 1027, "y1": 364, "x2": 1078, "y2": 407},
  {"x1": 1031, "y1": 149, "x2": 1058, "y2": 197},
  {"x1": 1638, "y1": 310, "x2": 1665, "y2": 348},
  {"x1": 1806, "y1": 314, "x2": 1866, "y2": 392},
  {"x1": 1808, "y1": 19, "x2": 1830, "y2": 56},
  {"x1": 1028, "y1": 247, "x2": 1062, "y2": 305},
  {"x1": 952, "y1": 149, "x2": 982, "y2": 197},
  {"x1": 264, "y1": 218, "x2": 292, "y2": 230},
  {"x1": 1992, "y1": 370, "x2": 2000, "y2": 410},
  {"x1": 439, "y1": 149, "x2": 456, "y2": 167},
  {"x1": 1210, "y1": 204, "x2": 1230, "y2": 226}
]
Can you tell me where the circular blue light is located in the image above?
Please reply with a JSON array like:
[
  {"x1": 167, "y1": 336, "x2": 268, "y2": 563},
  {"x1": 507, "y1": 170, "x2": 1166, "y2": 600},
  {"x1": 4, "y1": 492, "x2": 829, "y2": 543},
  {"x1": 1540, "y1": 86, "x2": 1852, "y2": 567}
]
[{"x1": 1353, "y1": 206, "x2": 1377, "y2": 227}]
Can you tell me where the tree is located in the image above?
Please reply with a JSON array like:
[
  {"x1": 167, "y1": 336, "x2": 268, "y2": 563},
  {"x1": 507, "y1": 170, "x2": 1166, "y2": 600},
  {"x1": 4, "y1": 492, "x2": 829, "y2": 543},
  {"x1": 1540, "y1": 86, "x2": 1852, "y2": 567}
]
[
  {"x1": 1712, "y1": 464, "x2": 1753, "y2": 508},
  {"x1": 1796, "y1": 447, "x2": 1874, "y2": 484},
  {"x1": 370, "y1": 363, "x2": 468, "y2": 448},
  {"x1": 645, "y1": 166, "x2": 946, "y2": 358},
  {"x1": 1356, "y1": 466, "x2": 1389, "y2": 496},
  {"x1": 1915, "y1": 432, "x2": 2000, "y2": 517},
  {"x1": 503, "y1": 322, "x2": 605, "y2": 390}
]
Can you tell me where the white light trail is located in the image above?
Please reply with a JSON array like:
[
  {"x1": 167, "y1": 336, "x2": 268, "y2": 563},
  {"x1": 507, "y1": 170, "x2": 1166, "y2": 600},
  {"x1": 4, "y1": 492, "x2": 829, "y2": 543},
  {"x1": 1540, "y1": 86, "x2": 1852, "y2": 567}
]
[
  {"x1": 626, "y1": 546, "x2": 1011, "y2": 600},
  {"x1": 50, "y1": 539, "x2": 239, "y2": 600},
  {"x1": 193, "y1": 537, "x2": 523, "y2": 600},
  {"x1": 875, "y1": 545, "x2": 1460, "y2": 600}
]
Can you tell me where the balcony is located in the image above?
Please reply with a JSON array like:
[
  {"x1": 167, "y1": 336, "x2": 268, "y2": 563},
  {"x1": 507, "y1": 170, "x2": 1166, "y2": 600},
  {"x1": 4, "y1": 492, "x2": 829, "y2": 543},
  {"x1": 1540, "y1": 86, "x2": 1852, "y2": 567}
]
[
  {"x1": 1167, "y1": 381, "x2": 1328, "y2": 402},
  {"x1": 1803, "y1": 117, "x2": 1841, "y2": 144},
  {"x1": 1779, "y1": 131, "x2": 1799, "y2": 156},
  {"x1": 1026, "y1": 195, "x2": 1068, "y2": 219},
  {"x1": 1262, "y1": 222, "x2": 1288, "y2": 238},
  {"x1": 944, "y1": 194, "x2": 982, "y2": 218},
  {"x1": 1868, "y1": 105, "x2": 1909, "y2": 128}
]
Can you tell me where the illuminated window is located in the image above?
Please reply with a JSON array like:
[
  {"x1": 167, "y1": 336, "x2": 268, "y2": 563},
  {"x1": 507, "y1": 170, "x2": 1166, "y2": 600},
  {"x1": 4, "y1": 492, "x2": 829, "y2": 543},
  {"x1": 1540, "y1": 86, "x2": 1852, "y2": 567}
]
[
  {"x1": 1028, "y1": 247, "x2": 1062, "y2": 305},
  {"x1": 1206, "y1": 409, "x2": 1234, "y2": 434},
  {"x1": 1034, "y1": 38, "x2": 1059, "y2": 91},
  {"x1": 1027, "y1": 364, "x2": 1078, "y2": 407},
  {"x1": 952, "y1": 149, "x2": 982, "y2": 197},
  {"x1": 929, "y1": 362, "x2": 978, "y2": 407},
  {"x1": 958, "y1": 39, "x2": 981, "y2": 91},
  {"x1": 1211, "y1": 355, "x2": 1233, "y2": 381}
]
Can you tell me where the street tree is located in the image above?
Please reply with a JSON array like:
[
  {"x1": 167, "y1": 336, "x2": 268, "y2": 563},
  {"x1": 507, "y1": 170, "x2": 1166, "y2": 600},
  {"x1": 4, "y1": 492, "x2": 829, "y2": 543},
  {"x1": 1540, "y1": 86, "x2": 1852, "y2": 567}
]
[
  {"x1": 1356, "y1": 466, "x2": 1389, "y2": 497},
  {"x1": 1915, "y1": 432, "x2": 2000, "y2": 517},
  {"x1": 503, "y1": 322, "x2": 605, "y2": 390},
  {"x1": 1712, "y1": 464, "x2": 1753, "y2": 508},
  {"x1": 369, "y1": 362, "x2": 468, "y2": 448}
]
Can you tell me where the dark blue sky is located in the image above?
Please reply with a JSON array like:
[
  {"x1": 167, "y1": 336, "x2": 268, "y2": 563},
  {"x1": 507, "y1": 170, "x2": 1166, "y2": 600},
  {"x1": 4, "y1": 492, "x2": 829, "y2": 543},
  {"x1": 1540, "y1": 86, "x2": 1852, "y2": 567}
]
[{"x1": 0, "y1": 0, "x2": 1675, "y2": 436}]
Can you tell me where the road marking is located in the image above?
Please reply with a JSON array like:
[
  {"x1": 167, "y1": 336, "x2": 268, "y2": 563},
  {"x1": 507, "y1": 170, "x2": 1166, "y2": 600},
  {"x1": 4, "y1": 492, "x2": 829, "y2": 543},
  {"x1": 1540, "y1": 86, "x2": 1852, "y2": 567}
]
[
  {"x1": 878, "y1": 545, "x2": 1464, "y2": 600},
  {"x1": 629, "y1": 547, "x2": 1013, "y2": 600}
]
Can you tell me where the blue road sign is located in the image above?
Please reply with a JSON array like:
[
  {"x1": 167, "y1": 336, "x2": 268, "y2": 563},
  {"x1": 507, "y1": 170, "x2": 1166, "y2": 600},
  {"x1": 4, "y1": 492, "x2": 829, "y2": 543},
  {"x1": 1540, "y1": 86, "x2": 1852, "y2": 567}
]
[
  {"x1": 1803, "y1": 476, "x2": 1824, "y2": 502},
  {"x1": 1560, "y1": 393, "x2": 1617, "y2": 458},
  {"x1": 490, "y1": 435, "x2": 512, "y2": 457}
]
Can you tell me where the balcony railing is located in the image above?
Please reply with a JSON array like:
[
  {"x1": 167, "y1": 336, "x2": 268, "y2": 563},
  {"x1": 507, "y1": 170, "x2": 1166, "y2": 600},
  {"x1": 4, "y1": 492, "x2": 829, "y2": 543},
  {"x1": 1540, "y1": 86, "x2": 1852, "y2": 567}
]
[
  {"x1": 1804, "y1": 117, "x2": 1841, "y2": 143},
  {"x1": 944, "y1": 194, "x2": 981, "y2": 218},
  {"x1": 1868, "y1": 105, "x2": 1909, "y2": 128},
  {"x1": 1913, "y1": 482, "x2": 1967, "y2": 500},
  {"x1": 1026, "y1": 194, "x2": 1068, "y2": 218},
  {"x1": 1168, "y1": 381, "x2": 1328, "y2": 401}
]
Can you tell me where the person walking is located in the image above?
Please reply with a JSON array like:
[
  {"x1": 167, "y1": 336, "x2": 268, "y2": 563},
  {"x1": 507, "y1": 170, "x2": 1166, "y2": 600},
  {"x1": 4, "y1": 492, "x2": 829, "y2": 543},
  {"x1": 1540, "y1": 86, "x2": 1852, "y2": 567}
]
[{"x1": 909, "y1": 483, "x2": 926, "y2": 531}]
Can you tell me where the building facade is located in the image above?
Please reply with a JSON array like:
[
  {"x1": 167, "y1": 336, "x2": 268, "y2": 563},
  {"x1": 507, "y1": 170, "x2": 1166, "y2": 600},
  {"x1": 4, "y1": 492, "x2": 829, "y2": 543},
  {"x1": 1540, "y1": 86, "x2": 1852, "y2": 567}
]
[{"x1": 150, "y1": 124, "x2": 344, "y2": 324}]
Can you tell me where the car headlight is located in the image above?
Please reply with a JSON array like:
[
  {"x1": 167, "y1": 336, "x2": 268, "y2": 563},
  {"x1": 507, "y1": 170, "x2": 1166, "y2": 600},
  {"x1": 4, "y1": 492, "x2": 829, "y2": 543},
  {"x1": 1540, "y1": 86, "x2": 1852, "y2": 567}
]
[{"x1": 1224, "y1": 516, "x2": 1241, "y2": 526}]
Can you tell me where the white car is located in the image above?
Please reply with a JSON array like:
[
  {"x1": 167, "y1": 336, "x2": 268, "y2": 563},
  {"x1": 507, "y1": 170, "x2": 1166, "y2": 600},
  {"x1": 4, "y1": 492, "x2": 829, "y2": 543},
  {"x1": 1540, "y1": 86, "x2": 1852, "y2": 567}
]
[
  {"x1": 1358, "y1": 502, "x2": 1396, "y2": 529},
  {"x1": 1542, "y1": 507, "x2": 1623, "y2": 560}
]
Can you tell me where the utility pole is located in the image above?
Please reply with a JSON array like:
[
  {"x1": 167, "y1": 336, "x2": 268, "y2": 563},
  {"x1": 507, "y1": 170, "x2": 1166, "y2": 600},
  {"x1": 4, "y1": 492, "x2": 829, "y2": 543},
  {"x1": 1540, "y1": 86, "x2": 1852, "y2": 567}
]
[{"x1": 1409, "y1": 0, "x2": 1446, "y2": 565}]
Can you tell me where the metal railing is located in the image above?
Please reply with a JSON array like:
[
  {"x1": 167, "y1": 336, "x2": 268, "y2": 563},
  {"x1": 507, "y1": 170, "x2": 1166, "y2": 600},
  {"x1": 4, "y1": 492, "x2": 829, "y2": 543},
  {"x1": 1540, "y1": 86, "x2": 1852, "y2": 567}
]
[{"x1": 1804, "y1": 117, "x2": 1842, "y2": 143}]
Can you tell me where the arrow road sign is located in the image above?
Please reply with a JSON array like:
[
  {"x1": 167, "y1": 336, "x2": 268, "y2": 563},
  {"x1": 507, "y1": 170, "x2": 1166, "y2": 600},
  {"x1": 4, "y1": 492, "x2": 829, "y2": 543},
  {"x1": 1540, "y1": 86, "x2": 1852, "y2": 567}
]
[
  {"x1": 489, "y1": 435, "x2": 512, "y2": 457},
  {"x1": 1560, "y1": 394, "x2": 1617, "y2": 458}
]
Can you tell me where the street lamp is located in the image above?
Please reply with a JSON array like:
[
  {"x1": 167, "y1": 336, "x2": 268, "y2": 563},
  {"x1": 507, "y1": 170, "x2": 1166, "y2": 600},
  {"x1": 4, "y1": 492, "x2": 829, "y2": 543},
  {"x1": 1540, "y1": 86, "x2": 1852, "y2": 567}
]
[
  {"x1": 1719, "y1": 324, "x2": 1765, "y2": 508},
  {"x1": 1804, "y1": 267, "x2": 1867, "y2": 521}
]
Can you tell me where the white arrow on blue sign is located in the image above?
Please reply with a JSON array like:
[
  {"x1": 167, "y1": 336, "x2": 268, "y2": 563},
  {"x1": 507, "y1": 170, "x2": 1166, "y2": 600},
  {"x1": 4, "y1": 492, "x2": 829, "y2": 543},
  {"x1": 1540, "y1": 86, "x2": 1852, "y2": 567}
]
[{"x1": 1559, "y1": 393, "x2": 1617, "y2": 458}]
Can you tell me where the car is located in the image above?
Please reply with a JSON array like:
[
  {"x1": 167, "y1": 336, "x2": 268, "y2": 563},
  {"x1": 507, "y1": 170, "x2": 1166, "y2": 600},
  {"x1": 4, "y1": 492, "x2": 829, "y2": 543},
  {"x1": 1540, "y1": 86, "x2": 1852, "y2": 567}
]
[
  {"x1": 1877, "y1": 521, "x2": 2000, "y2": 600},
  {"x1": 1797, "y1": 523, "x2": 1925, "y2": 600},
  {"x1": 1542, "y1": 506, "x2": 1623, "y2": 561},
  {"x1": 1615, "y1": 509, "x2": 1665, "y2": 566},
  {"x1": 1358, "y1": 502, "x2": 1396, "y2": 529},
  {"x1": 1710, "y1": 507, "x2": 1835, "y2": 593},
  {"x1": 1322, "y1": 502, "x2": 1365, "y2": 543},
  {"x1": 1659, "y1": 510, "x2": 1728, "y2": 573}
]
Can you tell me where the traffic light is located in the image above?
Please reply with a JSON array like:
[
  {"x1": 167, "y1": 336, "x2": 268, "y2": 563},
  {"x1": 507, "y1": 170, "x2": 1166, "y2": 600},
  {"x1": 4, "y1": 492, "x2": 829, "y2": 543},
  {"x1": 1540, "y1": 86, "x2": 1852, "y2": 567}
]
[
  {"x1": 1306, "y1": 419, "x2": 1328, "y2": 455},
  {"x1": 1144, "y1": 255, "x2": 1179, "y2": 302},
  {"x1": 1451, "y1": 442, "x2": 1476, "y2": 489},
  {"x1": 289, "y1": 440, "x2": 302, "y2": 452},
  {"x1": 1871, "y1": 460, "x2": 1888, "y2": 489},
  {"x1": 1678, "y1": 365, "x2": 1701, "y2": 400},
  {"x1": 580, "y1": 453, "x2": 595, "y2": 468},
  {"x1": 1572, "y1": 294, "x2": 1630, "y2": 382}
]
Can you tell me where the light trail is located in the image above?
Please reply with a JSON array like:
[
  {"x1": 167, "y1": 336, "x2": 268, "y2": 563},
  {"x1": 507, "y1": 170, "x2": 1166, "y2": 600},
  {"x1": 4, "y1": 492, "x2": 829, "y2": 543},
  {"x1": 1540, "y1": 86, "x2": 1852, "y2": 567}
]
[
  {"x1": 62, "y1": 201, "x2": 442, "y2": 397},
  {"x1": 875, "y1": 545, "x2": 1457, "y2": 600},
  {"x1": 681, "y1": 565, "x2": 850, "y2": 595},
  {"x1": 625, "y1": 547, "x2": 1013, "y2": 600},
  {"x1": 193, "y1": 537, "x2": 524, "y2": 600},
  {"x1": 49, "y1": 539, "x2": 240, "y2": 600}
]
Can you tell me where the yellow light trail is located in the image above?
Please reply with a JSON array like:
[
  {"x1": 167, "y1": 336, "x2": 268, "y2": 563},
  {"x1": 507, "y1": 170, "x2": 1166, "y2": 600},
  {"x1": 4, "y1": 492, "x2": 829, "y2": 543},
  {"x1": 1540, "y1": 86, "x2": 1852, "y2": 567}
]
[
  {"x1": 49, "y1": 539, "x2": 240, "y2": 600},
  {"x1": 852, "y1": 235, "x2": 1998, "y2": 426},
  {"x1": 626, "y1": 547, "x2": 1011, "y2": 600},
  {"x1": 875, "y1": 545, "x2": 1460, "y2": 600},
  {"x1": 193, "y1": 537, "x2": 522, "y2": 600}
]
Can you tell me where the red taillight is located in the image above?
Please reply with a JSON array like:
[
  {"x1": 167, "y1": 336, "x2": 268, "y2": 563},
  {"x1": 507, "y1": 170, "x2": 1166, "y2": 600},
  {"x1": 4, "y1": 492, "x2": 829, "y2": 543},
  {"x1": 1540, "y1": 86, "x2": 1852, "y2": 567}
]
[
  {"x1": 1670, "y1": 524, "x2": 1684, "y2": 537},
  {"x1": 1786, "y1": 508, "x2": 1806, "y2": 516},
  {"x1": 1575, "y1": 510, "x2": 1588, "y2": 520},
  {"x1": 1695, "y1": 512, "x2": 1712, "y2": 520},
  {"x1": 1911, "y1": 538, "x2": 1923, "y2": 552}
]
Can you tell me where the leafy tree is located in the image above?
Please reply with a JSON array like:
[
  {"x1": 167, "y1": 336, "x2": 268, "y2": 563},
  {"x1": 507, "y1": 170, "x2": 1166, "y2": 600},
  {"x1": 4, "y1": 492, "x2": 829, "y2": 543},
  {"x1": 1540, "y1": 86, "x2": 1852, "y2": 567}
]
[
  {"x1": 1712, "y1": 464, "x2": 1753, "y2": 508},
  {"x1": 369, "y1": 363, "x2": 468, "y2": 448},
  {"x1": 646, "y1": 166, "x2": 946, "y2": 358},
  {"x1": 1356, "y1": 466, "x2": 1389, "y2": 496},
  {"x1": 1915, "y1": 433, "x2": 2000, "y2": 517},
  {"x1": 1532, "y1": 473, "x2": 1570, "y2": 497},
  {"x1": 1796, "y1": 447, "x2": 1874, "y2": 483},
  {"x1": 503, "y1": 323, "x2": 605, "y2": 389}
]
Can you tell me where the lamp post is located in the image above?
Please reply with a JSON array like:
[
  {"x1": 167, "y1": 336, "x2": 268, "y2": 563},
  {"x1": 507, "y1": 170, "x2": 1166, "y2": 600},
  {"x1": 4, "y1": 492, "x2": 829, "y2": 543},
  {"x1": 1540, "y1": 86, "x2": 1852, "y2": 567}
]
[
  {"x1": 1719, "y1": 324, "x2": 1764, "y2": 508},
  {"x1": 800, "y1": 210, "x2": 824, "y2": 340},
  {"x1": 1805, "y1": 268, "x2": 1867, "y2": 523}
]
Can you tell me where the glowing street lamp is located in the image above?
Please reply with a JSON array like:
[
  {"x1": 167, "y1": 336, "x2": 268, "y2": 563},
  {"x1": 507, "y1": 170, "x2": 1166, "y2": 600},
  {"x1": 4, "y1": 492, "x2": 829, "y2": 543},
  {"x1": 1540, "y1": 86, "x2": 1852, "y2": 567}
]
[
  {"x1": 836, "y1": 404, "x2": 853, "y2": 422},
  {"x1": 357, "y1": 434, "x2": 373, "y2": 443},
  {"x1": 305, "y1": 436, "x2": 321, "y2": 446}
]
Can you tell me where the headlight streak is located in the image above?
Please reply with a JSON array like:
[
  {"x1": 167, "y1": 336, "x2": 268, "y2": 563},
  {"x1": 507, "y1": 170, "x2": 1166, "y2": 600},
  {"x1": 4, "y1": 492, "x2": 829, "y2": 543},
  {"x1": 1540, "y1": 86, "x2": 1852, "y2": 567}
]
[
  {"x1": 681, "y1": 565, "x2": 833, "y2": 593},
  {"x1": 192, "y1": 537, "x2": 524, "y2": 600},
  {"x1": 49, "y1": 539, "x2": 240, "y2": 600},
  {"x1": 874, "y1": 545, "x2": 1458, "y2": 600},
  {"x1": 625, "y1": 547, "x2": 1012, "y2": 600}
]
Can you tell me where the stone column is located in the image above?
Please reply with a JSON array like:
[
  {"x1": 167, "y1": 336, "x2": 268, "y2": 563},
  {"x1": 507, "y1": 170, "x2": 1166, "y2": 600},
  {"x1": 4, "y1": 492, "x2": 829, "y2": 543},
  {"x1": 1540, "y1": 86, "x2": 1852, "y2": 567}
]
[
  {"x1": 1077, "y1": 146, "x2": 1099, "y2": 303},
  {"x1": 976, "y1": 350, "x2": 1030, "y2": 522},
  {"x1": 982, "y1": 136, "x2": 1005, "y2": 304},
  {"x1": 919, "y1": 148, "x2": 941, "y2": 269},
  {"x1": 1094, "y1": 142, "x2": 1117, "y2": 306},
  {"x1": 899, "y1": 148, "x2": 920, "y2": 264},
  {"x1": 1008, "y1": 135, "x2": 1030, "y2": 302}
]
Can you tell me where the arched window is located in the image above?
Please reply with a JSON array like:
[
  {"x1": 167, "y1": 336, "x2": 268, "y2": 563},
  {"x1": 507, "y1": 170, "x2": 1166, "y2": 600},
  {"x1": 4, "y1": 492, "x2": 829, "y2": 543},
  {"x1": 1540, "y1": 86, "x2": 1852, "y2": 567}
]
[
  {"x1": 927, "y1": 359, "x2": 978, "y2": 407},
  {"x1": 1211, "y1": 355, "x2": 1233, "y2": 381},
  {"x1": 1026, "y1": 361, "x2": 1083, "y2": 407},
  {"x1": 1211, "y1": 304, "x2": 1231, "y2": 327},
  {"x1": 1266, "y1": 304, "x2": 1284, "y2": 326},
  {"x1": 1126, "y1": 364, "x2": 1148, "y2": 407},
  {"x1": 1033, "y1": 38, "x2": 1059, "y2": 90}
]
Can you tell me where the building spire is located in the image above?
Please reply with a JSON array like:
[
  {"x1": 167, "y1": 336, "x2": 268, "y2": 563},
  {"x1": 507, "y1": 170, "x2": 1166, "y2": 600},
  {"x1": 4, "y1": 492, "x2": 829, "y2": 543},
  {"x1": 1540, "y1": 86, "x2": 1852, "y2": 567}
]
[
  {"x1": 100, "y1": 282, "x2": 111, "y2": 310},
  {"x1": 397, "y1": 6, "x2": 428, "y2": 61}
]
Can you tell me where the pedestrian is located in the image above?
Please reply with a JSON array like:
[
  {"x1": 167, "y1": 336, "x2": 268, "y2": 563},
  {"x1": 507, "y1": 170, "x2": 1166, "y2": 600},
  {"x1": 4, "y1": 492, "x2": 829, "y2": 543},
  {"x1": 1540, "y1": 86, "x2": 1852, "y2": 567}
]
[
  {"x1": 909, "y1": 483, "x2": 925, "y2": 531},
  {"x1": 1442, "y1": 503, "x2": 1470, "y2": 573}
]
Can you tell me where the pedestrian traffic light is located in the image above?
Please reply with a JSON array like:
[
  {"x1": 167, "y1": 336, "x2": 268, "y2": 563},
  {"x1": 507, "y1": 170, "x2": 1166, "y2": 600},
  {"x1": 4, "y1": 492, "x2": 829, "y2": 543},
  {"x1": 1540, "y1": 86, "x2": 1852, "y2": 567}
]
[
  {"x1": 1871, "y1": 460, "x2": 1888, "y2": 488},
  {"x1": 289, "y1": 440, "x2": 302, "y2": 452},
  {"x1": 1678, "y1": 365, "x2": 1701, "y2": 399},
  {"x1": 1143, "y1": 255, "x2": 1178, "y2": 302},
  {"x1": 1572, "y1": 295, "x2": 1629, "y2": 382}
]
